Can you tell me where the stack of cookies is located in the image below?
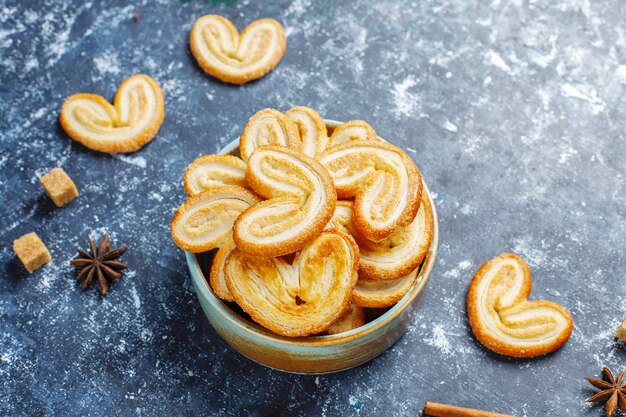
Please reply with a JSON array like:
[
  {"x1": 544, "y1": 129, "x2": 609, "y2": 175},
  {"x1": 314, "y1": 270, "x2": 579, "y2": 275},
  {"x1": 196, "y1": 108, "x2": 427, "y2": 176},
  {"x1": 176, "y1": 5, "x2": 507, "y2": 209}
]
[{"x1": 170, "y1": 107, "x2": 433, "y2": 337}]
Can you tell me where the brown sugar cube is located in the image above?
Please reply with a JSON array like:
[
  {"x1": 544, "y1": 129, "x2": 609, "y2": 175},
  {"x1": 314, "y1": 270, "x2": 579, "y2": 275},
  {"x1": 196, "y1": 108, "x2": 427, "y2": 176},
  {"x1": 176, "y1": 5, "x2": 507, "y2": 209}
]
[
  {"x1": 617, "y1": 316, "x2": 626, "y2": 342},
  {"x1": 39, "y1": 167, "x2": 78, "y2": 207},
  {"x1": 13, "y1": 232, "x2": 52, "y2": 273}
]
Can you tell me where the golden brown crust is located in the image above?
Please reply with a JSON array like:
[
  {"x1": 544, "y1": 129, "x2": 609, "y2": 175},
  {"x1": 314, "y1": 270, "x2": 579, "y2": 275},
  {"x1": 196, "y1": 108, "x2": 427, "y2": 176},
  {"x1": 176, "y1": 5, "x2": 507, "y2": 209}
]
[
  {"x1": 183, "y1": 154, "x2": 247, "y2": 196},
  {"x1": 324, "y1": 303, "x2": 365, "y2": 335},
  {"x1": 225, "y1": 231, "x2": 359, "y2": 337},
  {"x1": 327, "y1": 120, "x2": 377, "y2": 147},
  {"x1": 239, "y1": 108, "x2": 299, "y2": 162},
  {"x1": 466, "y1": 253, "x2": 573, "y2": 358},
  {"x1": 320, "y1": 140, "x2": 422, "y2": 242},
  {"x1": 353, "y1": 267, "x2": 419, "y2": 308},
  {"x1": 170, "y1": 185, "x2": 260, "y2": 253},
  {"x1": 285, "y1": 106, "x2": 329, "y2": 158},
  {"x1": 59, "y1": 74, "x2": 164, "y2": 153},
  {"x1": 209, "y1": 238, "x2": 236, "y2": 302},
  {"x1": 233, "y1": 145, "x2": 336, "y2": 257},
  {"x1": 189, "y1": 15, "x2": 286, "y2": 85}
]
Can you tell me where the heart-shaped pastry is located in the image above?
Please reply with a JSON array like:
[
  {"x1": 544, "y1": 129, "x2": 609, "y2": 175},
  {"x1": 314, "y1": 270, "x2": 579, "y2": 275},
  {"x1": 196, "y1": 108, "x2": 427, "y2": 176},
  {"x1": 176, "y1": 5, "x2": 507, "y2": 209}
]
[
  {"x1": 324, "y1": 303, "x2": 365, "y2": 335},
  {"x1": 353, "y1": 267, "x2": 419, "y2": 308},
  {"x1": 184, "y1": 154, "x2": 247, "y2": 196},
  {"x1": 239, "y1": 108, "x2": 299, "y2": 162},
  {"x1": 327, "y1": 120, "x2": 377, "y2": 147},
  {"x1": 209, "y1": 238, "x2": 237, "y2": 302},
  {"x1": 170, "y1": 185, "x2": 260, "y2": 253},
  {"x1": 60, "y1": 74, "x2": 164, "y2": 153},
  {"x1": 320, "y1": 141, "x2": 422, "y2": 242},
  {"x1": 189, "y1": 15, "x2": 286, "y2": 84},
  {"x1": 358, "y1": 193, "x2": 433, "y2": 280},
  {"x1": 467, "y1": 253, "x2": 573, "y2": 358},
  {"x1": 285, "y1": 106, "x2": 329, "y2": 158},
  {"x1": 233, "y1": 146, "x2": 336, "y2": 257},
  {"x1": 225, "y1": 231, "x2": 359, "y2": 337},
  {"x1": 327, "y1": 197, "x2": 432, "y2": 280}
]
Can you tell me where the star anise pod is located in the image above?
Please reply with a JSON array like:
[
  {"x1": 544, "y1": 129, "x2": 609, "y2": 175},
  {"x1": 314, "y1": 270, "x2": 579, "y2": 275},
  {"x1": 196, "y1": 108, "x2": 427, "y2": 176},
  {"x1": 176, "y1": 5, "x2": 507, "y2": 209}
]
[
  {"x1": 70, "y1": 234, "x2": 128, "y2": 295},
  {"x1": 585, "y1": 366, "x2": 626, "y2": 417}
]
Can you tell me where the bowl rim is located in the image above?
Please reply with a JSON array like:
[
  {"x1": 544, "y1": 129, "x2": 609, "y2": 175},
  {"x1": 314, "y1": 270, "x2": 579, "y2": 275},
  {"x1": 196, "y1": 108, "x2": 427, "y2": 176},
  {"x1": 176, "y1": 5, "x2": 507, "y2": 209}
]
[{"x1": 186, "y1": 119, "x2": 439, "y2": 346}]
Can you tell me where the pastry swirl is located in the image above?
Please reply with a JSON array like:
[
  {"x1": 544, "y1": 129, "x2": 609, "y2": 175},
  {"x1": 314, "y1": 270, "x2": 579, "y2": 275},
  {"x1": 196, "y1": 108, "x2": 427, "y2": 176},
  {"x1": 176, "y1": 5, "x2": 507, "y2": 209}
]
[
  {"x1": 285, "y1": 106, "x2": 328, "y2": 158},
  {"x1": 170, "y1": 185, "x2": 260, "y2": 253},
  {"x1": 353, "y1": 268, "x2": 419, "y2": 308},
  {"x1": 320, "y1": 141, "x2": 422, "y2": 242},
  {"x1": 327, "y1": 120, "x2": 377, "y2": 147},
  {"x1": 467, "y1": 253, "x2": 573, "y2": 358},
  {"x1": 239, "y1": 108, "x2": 299, "y2": 162},
  {"x1": 225, "y1": 231, "x2": 359, "y2": 337},
  {"x1": 189, "y1": 15, "x2": 286, "y2": 84},
  {"x1": 324, "y1": 303, "x2": 365, "y2": 335},
  {"x1": 60, "y1": 74, "x2": 164, "y2": 153},
  {"x1": 233, "y1": 146, "x2": 336, "y2": 257},
  {"x1": 184, "y1": 154, "x2": 247, "y2": 196}
]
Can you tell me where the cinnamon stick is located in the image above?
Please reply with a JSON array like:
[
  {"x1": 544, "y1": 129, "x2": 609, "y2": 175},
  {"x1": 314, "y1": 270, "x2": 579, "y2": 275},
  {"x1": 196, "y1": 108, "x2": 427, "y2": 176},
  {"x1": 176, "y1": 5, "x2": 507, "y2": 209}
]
[{"x1": 423, "y1": 401, "x2": 517, "y2": 417}]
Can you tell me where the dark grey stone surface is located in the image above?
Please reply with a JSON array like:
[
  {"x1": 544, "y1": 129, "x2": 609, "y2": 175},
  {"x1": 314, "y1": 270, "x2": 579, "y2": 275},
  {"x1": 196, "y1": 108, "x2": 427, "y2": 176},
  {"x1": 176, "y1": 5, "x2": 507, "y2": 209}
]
[{"x1": 1, "y1": 0, "x2": 624, "y2": 416}]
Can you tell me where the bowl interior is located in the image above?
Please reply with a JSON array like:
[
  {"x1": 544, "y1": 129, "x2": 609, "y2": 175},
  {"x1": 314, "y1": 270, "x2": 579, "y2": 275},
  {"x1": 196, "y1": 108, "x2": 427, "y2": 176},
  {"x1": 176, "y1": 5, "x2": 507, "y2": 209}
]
[{"x1": 187, "y1": 120, "x2": 439, "y2": 343}]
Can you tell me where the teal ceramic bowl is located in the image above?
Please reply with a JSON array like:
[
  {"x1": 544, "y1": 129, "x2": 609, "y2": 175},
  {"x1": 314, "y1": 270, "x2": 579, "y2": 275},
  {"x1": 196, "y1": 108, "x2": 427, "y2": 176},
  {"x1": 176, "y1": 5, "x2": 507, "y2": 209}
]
[{"x1": 186, "y1": 120, "x2": 439, "y2": 374}]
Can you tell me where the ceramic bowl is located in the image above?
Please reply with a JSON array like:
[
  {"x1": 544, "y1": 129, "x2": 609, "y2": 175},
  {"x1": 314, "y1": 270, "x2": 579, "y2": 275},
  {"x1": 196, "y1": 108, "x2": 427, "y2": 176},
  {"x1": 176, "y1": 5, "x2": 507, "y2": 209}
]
[{"x1": 186, "y1": 120, "x2": 439, "y2": 374}]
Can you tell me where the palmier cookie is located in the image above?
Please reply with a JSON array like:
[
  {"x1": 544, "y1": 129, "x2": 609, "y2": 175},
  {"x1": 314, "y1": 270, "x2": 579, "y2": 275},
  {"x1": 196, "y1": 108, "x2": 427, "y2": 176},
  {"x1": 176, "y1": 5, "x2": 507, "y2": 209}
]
[
  {"x1": 189, "y1": 15, "x2": 286, "y2": 85},
  {"x1": 285, "y1": 106, "x2": 328, "y2": 158},
  {"x1": 225, "y1": 231, "x2": 359, "y2": 337},
  {"x1": 60, "y1": 74, "x2": 164, "y2": 153},
  {"x1": 233, "y1": 146, "x2": 336, "y2": 258},
  {"x1": 467, "y1": 253, "x2": 573, "y2": 358},
  {"x1": 353, "y1": 267, "x2": 419, "y2": 308},
  {"x1": 170, "y1": 185, "x2": 260, "y2": 253},
  {"x1": 358, "y1": 193, "x2": 433, "y2": 280},
  {"x1": 320, "y1": 140, "x2": 422, "y2": 242},
  {"x1": 209, "y1": 238, "x2": 237, "y2": 302},
  {"x1": 239, "y1": 108, "x2": 299, "y2": 162},
  {"x1": 327, "y1": 120, "x2": 377, "y2": 147},
  {"x1": 184, "y1": 154, "x2": 247, "y2": 196},
  {"x1": 324, "y1": 303, "x2": 365, "y2": 335},
  {"x1": 326, "y1": 197, "x2": 432, "y2": 280}
]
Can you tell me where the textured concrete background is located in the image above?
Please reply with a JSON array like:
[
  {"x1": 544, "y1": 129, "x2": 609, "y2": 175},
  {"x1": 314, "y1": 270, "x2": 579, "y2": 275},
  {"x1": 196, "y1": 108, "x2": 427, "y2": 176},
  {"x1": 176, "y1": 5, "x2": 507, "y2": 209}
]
[{"x1": 1, "y1": 0, "x2": 625, "y2": 416}]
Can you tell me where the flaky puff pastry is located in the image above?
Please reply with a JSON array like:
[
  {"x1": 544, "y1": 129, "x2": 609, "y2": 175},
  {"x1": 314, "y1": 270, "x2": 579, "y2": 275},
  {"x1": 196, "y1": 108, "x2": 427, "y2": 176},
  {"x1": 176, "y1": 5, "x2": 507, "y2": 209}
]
[
  {"x1": 189, "y1": 15, "x2": 286, "y2": 85},
  {"x1": 184, "y1": 154, "x2": 247, "y2": 196},
  {"x1": 225, "y1": 231, "x2": 359, "y2": 337},
  {"x1": 327, "y1": 120, "x2": 377, "y2": 147},
  {"x1": 239, "y1": 108, "x2": 299, "y2": 162},
  {"x1": 320, "y1": 141, "x2": 422, "y2": 242},
  {"x1": 285, "y1": 106, "x2": 329, "y2": 158},
  {"x1": 324, "y1": 303, "x2": 365, "y2": 335},
  {"x1": 467, "y1": 253, "x2": 573, "y2": 358},
  {"x1": 170, "y1": 185, "x2": 260, "y2": 253},
  {"x1": 60, "y1": 74, "x2": 164, "y2": 153},
  {"x1": 233, "y1": 146, "x2": 336, "y2": 257},
  {"x1": 209, "y1": 238, "x2": 237, "y2": 302},
  {"x1": 353, "y1": 267, "x2": 419, "y2": 308}
]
